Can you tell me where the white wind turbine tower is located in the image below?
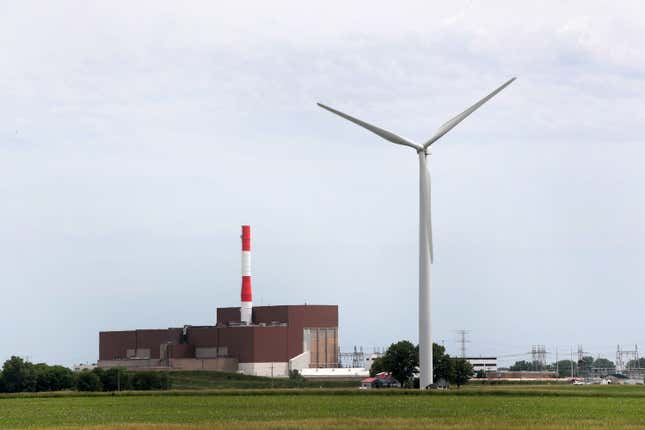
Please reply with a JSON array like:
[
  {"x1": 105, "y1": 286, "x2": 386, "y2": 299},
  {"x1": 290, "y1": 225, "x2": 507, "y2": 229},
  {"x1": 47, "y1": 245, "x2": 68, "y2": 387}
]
[{"x1": 318, "y1": 77, "x2": 515, "y2": 388}]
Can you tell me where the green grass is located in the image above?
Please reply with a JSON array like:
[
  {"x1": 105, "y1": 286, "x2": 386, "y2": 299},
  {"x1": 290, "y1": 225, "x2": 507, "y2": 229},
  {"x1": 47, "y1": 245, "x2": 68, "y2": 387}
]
[
  {"x1": 167, "y1": 370, "x2": 357, "y2": 390},
  {"x1": 3, "y1": 385, "x2": 645, "y2": 429}
]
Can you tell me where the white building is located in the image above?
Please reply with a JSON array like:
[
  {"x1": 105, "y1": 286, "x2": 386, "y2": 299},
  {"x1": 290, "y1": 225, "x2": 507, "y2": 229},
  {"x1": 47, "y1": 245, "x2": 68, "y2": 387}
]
[
  {"x1": 465, "y1": 357, "x2": 497, "y2": 373},
  {"x1": 73, "y1": 363, "x2": 97, "y2": 372},
  {"x1": 364, "y1": 353, "x2": 382, "y2": 371}
]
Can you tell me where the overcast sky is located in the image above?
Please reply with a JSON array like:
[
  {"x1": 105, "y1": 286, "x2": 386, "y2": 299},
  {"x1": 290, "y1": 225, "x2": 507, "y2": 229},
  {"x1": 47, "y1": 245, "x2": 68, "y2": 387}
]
[{"x1": 2, "y1": 1, "x2": 645, "y2": 367}]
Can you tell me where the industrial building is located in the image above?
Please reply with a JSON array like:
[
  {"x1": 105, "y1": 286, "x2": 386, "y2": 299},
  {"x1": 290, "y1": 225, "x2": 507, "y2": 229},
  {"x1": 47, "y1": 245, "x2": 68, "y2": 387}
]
[
  {"x1": 99, "y1": 304, "x2": 338, "y2": 376},
  {"x1": 465, "y1": 357, "x2": 497, "y2": 374},
  {"x1": 98, "y1": 226, "x2": 339, "y2": 377}
]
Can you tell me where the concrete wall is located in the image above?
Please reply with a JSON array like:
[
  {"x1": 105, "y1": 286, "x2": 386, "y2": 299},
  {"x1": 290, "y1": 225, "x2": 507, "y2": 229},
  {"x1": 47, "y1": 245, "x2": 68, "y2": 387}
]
[
  {"x1": 98, "y1": 357, "x2": 237, "y2": 372},
  {"x1": 195, "y1": 347, "x2": 219, "y2": 358},
  {"x1": 288, "y1": 351, "x2": 310, "y2": 372},
  {"x1": 238, "y1": 362, "x2": 288, "y2": 377},
  {"x1": 300, "y1": 367, "x2": 369, "y2": 379},
  {"x1": 98, "y1": 359, "x2": 162, "y2": 369},
  {"x1": 170, "y1": 358, "x2": 237, "y2": 371},
  {"x1": 488, "y1": 370, "x2": 556, "y2": 379}
]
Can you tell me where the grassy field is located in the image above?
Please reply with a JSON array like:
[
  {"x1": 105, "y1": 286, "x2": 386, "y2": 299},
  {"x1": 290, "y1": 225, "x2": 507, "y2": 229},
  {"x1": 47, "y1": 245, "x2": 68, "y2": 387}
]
[
  {"x1": 167, "y1": 370, "x2": 357, "y2": 390},
  {"x1": 3, "y1": 385, "x2": 645, "y2": 429}
]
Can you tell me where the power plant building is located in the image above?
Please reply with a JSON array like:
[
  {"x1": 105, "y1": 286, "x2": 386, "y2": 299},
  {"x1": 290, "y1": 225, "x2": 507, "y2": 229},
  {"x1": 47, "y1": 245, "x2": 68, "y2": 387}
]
[
  {"x1": 98, "y1": 304, "x2": 338, "y2": 376},
  {"x1": 98, "y1": 226, "x2": 339, "y2": 377}
]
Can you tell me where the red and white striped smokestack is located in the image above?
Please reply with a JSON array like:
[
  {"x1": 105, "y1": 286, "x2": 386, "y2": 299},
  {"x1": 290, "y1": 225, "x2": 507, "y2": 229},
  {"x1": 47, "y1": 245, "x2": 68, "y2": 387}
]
[{"x1": 240, "y1": 225, "x2": 252, "y2": 324}]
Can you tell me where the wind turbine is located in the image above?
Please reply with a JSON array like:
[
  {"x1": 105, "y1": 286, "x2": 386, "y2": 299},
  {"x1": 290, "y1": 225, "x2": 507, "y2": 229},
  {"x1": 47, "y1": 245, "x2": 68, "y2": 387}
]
[{"x1": 318, "y1": 77, "x2": 515, "y2": 389}]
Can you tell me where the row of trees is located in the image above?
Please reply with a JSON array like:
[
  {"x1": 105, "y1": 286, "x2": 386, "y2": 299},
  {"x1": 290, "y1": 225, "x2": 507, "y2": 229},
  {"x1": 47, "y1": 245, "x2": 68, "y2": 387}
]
[
  {"x1": 509, "y1": 356, "x2": 617, "y2": 377},
  {"x1": 369, "y1": 341, "x2": 474, "y2": 388},
  {"x1": 0, "y1": 357, "x2": 74, "y2": 392},
  {"x1": 77, "y1": 367, "x2": 170, "y2": 391},
  {"x1": 0, "y1": 356, "x2": 170, "y2": 393},
  {"x1": 626, "y1": 358, "x2": 645, "y2": 369}
]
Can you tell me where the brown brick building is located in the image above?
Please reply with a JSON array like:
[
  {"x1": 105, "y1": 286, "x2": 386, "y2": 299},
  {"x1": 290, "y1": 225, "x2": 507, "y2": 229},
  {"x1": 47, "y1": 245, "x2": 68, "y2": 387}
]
[{"x1": 98, "y1": 305, "x2": 338, "y2": 376}]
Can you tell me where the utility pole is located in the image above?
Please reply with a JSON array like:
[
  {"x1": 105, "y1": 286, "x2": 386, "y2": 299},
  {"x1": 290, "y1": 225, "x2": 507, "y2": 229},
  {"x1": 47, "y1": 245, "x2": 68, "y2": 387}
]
[{"x1": 570, "y1": 347, "x2": 574, "y2": 378}]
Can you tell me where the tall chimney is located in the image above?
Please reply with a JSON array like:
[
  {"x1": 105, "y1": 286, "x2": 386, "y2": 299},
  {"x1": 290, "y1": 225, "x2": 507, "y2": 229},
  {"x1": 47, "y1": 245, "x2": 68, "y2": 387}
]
[{"x1": 240, "y1": 225, "x2": 252, "y2": 324}]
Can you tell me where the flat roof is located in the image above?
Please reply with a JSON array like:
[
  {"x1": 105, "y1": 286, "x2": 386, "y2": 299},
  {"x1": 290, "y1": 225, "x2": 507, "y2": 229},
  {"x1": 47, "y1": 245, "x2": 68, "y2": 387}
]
[{"x1": 464, "y1": 357, "x2": 497, "y2": 360}]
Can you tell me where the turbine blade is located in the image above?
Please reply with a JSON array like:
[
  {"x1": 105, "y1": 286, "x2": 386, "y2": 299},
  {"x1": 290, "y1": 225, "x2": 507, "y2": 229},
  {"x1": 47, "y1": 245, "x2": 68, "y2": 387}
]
[
  {"x1": 317, "y1": 103, "x2": 421, "y2": 150},
  {"x1": 424, "y1": 77, "x2": 516, "y2": 148}
]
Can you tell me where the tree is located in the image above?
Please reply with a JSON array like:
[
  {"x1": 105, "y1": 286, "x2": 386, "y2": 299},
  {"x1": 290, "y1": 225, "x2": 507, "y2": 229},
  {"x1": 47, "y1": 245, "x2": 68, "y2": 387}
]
[
  {"x1": 0, "y1": 357, "x2": 76, "y2": 393},
  {"x1": 159, "y1": 372, "x2": 170, "y2": 390},
  {"x1": 510, "y1": 360, "x2": 539, "y2": 371},
  {"x1": 452, "y1": 358, "x2": 474, "y2": 387},
  {"x1": 94, "y1": 367, "x2": 129, "y2": 391},
  {"x1": 130, "y1": 371, "x2": 169, "y2": 390},
  {"x1": 1, "y1": 356, "x2": 37, "y2": 392},
  {"x1": 91, "y1": 367, "x2": 106, "y2": 388},
  {"x1": 592, "y1": 358, "x2": 615, "y2": 369},
  {"x1": 626, "y1": 358, "x2": 645, "y2": 369},
  {"x1": 369, "y1": 356, "x2": 386, "y2": 377},
  {"x1": 381, "y1": 341, "x2": 419, "y2": 386},
  {"x1": 555, "y1": 360, "x2": 577, "y2": 378},
  {"x1": 75, "y1": 370, "x2": 102, "y2": 391},
  {"x1": 378, "y1": 341, "x2": 473, "y2": 389},
  {"x1": 288, "y1": 369, "x2": 305, "y2": 387},
  {"x1": 433, "y1": 343, "x2": 454, "y2": 384},
  {"x1": 92, "y1": 367, "x2": 132, "y2": 391},
  {"x1": 34, "y1": 364, "x2": 74, "y2": 392},
  {"x1": 577, "y1": 356, "x2": 594, "y2": 376}
]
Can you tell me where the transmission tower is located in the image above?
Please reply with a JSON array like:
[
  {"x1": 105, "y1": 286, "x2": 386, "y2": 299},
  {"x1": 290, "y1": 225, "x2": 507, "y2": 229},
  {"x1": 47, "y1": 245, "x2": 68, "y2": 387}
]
[
  {"x1": 530, "y1": 345, "x2": 546, "y2": 369},
  {"x1": 538, "y1": 345, "x2": 547, "y2": 367},
  {"x1": 456, "y1": 330, "x2": 470, "y2": 358},
  {"x1": 637, "y1": 344, "x2": 640, "y2": 368},
  {"x1": 616, "y1": 344, "x2": 640, "y2": 373}
]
